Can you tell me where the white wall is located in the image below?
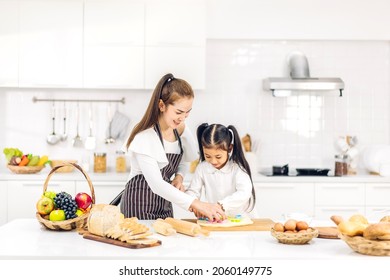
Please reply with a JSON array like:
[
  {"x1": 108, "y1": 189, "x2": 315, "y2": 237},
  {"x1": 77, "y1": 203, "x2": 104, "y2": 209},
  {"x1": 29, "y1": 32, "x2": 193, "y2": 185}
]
[{"x1": 1, "y1": 40, "x2": 389, "y2": 172}]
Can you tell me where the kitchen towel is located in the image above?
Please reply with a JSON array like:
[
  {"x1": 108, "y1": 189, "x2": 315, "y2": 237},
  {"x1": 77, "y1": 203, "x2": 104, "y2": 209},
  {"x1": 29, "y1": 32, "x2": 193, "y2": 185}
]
[{"x1": 106, "y1": 110, "x2": 130, "y2": 140}]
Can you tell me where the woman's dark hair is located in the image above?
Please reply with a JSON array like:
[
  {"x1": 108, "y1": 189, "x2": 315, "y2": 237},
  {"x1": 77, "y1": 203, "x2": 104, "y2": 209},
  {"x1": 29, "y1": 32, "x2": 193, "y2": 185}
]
[
  {"x1": 196, "y1": 123, "x2": 256, "y2": 212},
  {"x1": 126, "y1": 73, "x2": 194, "y2": 148}
]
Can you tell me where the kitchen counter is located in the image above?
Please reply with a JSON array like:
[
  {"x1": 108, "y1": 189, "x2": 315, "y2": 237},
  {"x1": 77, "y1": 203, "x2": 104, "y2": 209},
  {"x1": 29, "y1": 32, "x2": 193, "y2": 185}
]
[
  {"x1": 0, "y1": 219, "x2": 381, "y2": 260},
  {"x1": 0, "y1": 167, "x2": 129, "y2": 182},
  {"x1": 1, "y1": 167, "x2": 390, "y2": 183}
]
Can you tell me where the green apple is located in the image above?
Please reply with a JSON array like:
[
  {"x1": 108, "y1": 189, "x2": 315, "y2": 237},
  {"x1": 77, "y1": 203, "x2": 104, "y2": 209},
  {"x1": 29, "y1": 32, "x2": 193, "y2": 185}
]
[
  {"x1": 49, "y1": 210, "x2": 66, "y2": 221},
  {"x1": 36, "y1": 197, "x2": 55, "y2": 215},
  {"x1": 75, "y1": 209, "x2": 84, "y2": 217},
  {"x1": 43, "y1": 190, "x2": 56, "y2": 200}
]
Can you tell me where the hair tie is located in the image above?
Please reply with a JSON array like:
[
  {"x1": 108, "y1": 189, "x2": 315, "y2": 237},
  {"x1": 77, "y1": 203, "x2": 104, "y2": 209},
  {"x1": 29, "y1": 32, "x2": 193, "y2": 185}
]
[
  {"x1": 160, "y1": 76, "x2": 175, "y2": 98},
  {"x1": 228, "y1": 128, "x2": 234, "y2": 144}
]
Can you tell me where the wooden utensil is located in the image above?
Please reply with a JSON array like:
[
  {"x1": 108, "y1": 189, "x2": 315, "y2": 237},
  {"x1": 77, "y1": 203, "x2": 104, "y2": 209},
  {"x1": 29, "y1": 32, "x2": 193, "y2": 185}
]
[
  {"x1": 164, "y1": 218, "x2": 210, "y2": 237},
  {"x1": 314, "y1": 215, "x2": 344, "y2": 239},
  {"x1": 242, "y1": 134, "x2": 252, "y2": 152},
  {"x1": 82, "y1": 231, "x2": 161, "y2": 249}
]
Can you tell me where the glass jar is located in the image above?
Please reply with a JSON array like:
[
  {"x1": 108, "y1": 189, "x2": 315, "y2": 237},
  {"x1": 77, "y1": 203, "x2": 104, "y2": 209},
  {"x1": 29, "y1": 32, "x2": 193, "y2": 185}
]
[
  {"x1": 94, "y1": 153, "x2": 107, "y2": 173},
  {"x1": 115, "y1": 151, "x2": 126, "y2": 173},
  {"x1": 335, "y1": 154, "x2": 348, "y2": 176}
]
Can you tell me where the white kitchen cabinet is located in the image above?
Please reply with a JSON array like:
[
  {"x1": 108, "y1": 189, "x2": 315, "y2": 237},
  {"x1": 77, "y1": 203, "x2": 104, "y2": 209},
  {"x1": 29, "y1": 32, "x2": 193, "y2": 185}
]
[
  {"x1": 254, "y1": 183, "x2": 315, "y2": 221},
  {"x1": 0, "y1": 181, "x2": 7, "y2": 226},
  {"x1": 76, "y1": 181, "x2": 125, "y2": 205},
  {"x1": 145, "y1": 46, "x2": 205, "y2": 89},
  {"x1": 18, "y1": 1, "x2": 83, "y2": 88},
  {"x1": 207, "y1": 0, "x2": 390, "y2": 40},
  {"x1": 7, "y1": 180, "x2": 75, "y2": 221},
  {"x1": 144, "y1": 0, "x2": 206, "y2": 89},
  {"x1": 0, "y1": 1, "x2": 19, "y2": 87},
  {"x1": 145, "y1": 0, "x2": 205, "y2": 46},
  {"x1": 83, "y1": 0, "x2": 144, "y2": 89},
  {"x1": 314, "y1": 183, "x2": 365, "y2": 219},
  {"x1": 365, "y1": 183, "x2": 390, "y2": 221}
]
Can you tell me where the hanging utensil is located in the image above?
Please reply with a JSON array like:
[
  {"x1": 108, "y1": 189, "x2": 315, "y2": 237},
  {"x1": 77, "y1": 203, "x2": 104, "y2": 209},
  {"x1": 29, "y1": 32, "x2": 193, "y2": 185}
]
[
  {"x1": 85, "y1": 103, "x2": 96, "y2": 150},
  {"x1": 60, "y1": 102, "x2": 67, "y2": 141},
  {"x1": 46, "y1": 102, "x2": 60, "y2": 145},
  {"x1": 105, "y1": 103, "x2": 115, "y2": 144},
  {"x1": 72, "y1": 102, "x2": 83, "y2": 148}
]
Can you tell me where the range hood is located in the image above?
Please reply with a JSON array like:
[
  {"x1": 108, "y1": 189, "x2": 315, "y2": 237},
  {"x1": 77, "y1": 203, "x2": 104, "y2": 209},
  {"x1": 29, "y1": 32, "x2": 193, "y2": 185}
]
[{"x1": 263, "y1": 52, "x2": 344, "y2": 97}]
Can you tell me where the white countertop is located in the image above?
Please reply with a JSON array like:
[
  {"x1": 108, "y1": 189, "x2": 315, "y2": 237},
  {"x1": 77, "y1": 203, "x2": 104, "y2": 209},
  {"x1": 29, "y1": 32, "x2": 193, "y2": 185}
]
[
  {"x1": 0, "y1": 219, "x2": 381, "y2": 260},
  {"x1": 2, "y1": 167, "x2": 390, "y2": 183},
  {"x1": 0, "y1": 167, "x2": 129, "y2": 182}
]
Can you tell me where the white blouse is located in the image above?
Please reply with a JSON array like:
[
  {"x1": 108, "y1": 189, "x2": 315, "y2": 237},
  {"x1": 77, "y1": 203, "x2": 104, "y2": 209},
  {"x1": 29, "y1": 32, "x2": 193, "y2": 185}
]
[
  {"x1": 122, "y1": 126, "x2": 199, "y2": 211},
  {"x1": 185, "y1": 160, "x2": 253, "y2": 216}
]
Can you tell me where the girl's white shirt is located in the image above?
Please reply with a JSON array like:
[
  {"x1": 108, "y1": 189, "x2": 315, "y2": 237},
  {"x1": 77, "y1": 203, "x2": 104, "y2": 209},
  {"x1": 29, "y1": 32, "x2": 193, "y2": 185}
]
[
  {"x1": 122, "y1": 126, "x2": 199, "y2": 211},
  {"x1": 186, "y1": 160, "x2": 254, "y2": 216}
]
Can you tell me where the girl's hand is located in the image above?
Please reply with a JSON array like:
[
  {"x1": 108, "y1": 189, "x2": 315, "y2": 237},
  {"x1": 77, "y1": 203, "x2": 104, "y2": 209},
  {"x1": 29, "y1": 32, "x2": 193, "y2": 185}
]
[
  {"x1": 190, "y1": 200, "x2": 227, "y2": 221},
  {"x1": 171, "y1": 174, "x2": 185, "y2": 192}
]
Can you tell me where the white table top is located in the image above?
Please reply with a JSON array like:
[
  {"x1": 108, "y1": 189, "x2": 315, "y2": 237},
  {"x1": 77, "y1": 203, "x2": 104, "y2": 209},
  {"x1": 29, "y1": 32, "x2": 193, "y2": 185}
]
[{"x1": 0, "y1": 219, "x2": 382, "y2": 260}]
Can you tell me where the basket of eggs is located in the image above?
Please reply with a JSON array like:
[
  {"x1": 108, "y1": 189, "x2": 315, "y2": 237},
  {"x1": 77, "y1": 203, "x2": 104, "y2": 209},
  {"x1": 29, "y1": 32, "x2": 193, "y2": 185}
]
[
  {"x1": 271, "y1": 218, "x2": 318, "y2": 245},
  {"x1": 335, "y1": 214, "x2": 390, "y2": 256},
  {"x1": 36, "y1": 162, "x2": 95, "y2": 231}
]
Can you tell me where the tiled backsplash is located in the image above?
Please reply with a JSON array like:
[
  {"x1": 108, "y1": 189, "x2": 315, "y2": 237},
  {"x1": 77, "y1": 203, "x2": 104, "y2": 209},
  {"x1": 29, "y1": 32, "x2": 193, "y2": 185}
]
[{"x1": 0, "y1": 40, "x2": 389, "y2": 171}]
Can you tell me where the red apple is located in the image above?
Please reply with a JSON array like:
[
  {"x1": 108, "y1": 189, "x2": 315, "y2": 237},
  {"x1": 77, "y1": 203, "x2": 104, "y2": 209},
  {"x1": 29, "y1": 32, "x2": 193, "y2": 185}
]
[
  {"x1": 36, "y1": 197, "x2": 55, "y2": 215},
  {"x1": 75, "y1": 192, "x2": 92, "y2": 210}
]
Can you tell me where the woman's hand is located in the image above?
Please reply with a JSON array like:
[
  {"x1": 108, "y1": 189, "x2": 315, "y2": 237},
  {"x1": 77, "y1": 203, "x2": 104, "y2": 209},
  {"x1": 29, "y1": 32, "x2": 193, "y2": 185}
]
[
  {"x1": 190, "y1": 199, "x2": 227, "y2": 221},
  {"x1": 171, "y1": 174, "x2": 185, "y2": 192}
]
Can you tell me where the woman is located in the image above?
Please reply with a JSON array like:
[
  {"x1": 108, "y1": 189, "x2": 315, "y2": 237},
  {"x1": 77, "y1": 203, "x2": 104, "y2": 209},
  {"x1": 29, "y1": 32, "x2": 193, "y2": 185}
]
[{"x1": 119, "y1": 73, "x2": 226, "y2": 221}]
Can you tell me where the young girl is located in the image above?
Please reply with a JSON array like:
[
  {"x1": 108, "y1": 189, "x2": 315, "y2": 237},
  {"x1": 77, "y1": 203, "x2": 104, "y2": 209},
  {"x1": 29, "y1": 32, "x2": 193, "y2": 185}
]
[
  {"x1": 118, "y1": 74, "x2": 226, "y2": 221},
  {"x1": 186, "y1": 123, "x2": 256, "y2": 218}
]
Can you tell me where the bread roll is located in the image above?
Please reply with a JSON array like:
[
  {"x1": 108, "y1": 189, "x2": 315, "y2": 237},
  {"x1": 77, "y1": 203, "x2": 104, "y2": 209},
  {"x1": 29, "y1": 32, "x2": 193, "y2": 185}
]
[
  {"x1": 363, "y1": 222, "x2": 390, "y2": 240},
  {"x1": 348, "y1": 214, "x2": 369, "y2": 225},
  {"x1": 337, "y1": 221, "x2": 367, "y2": 236},
  {"x1": 87, "y1": 204, "x2": 124, "y2": 237},
  {"x1": 380, "y1": 216, "x2": 390, "y2": 223}
]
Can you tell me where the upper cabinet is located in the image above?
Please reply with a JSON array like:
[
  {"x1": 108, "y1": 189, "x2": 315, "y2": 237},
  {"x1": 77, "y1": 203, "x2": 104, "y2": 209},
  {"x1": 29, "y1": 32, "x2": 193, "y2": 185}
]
[
  {"x1": 0, "y1": 0, "x2": 206, "y2": 89},
  {"x1": 18, "y1": 1, "x2": 83, "y2": 88},
  {"x1": 145, "y1": 0, "x2": 205, "y2": 46},
  {"x1": 207, "y1": 0, "x2": 390, "y2": 40},
  {"x1": 0, "y1": 1, "x2": 19, "y2": 87},
  {"x1": 83, "y1": 0, "x2": 144, "y2": 89},
  {"x1": 144, "y1": 0, "x2": 205, "y2": 89}
]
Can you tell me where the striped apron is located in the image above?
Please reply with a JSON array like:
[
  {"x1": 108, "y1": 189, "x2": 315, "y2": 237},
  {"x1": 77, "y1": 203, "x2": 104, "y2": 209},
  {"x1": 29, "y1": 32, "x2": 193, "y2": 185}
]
[{"x1": 120, "y1": 125, "x2": 183, "y2": 219}]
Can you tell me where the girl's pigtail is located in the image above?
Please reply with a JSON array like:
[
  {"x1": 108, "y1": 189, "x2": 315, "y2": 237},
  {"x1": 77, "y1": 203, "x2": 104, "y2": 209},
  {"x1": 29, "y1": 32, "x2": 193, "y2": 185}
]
[
  {"x1": 196, "y1": 123, "x2": 209, "y2": 161},
  {"x1": 227, "y1": 125, "x2": 256, "y2": 212}
]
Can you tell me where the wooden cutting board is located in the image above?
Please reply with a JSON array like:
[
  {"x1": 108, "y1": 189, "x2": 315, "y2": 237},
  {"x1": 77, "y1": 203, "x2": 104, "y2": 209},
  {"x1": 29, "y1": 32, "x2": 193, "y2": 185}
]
[
  {"x1": 182, "y1": 218, "x2": 275, "y2": 231},
  {"x1": 82, "y1": 232, "x2": 162, "y2": 249},
  {"x1": 315, "y1": 227, "x2": 339, "y2": 239}
]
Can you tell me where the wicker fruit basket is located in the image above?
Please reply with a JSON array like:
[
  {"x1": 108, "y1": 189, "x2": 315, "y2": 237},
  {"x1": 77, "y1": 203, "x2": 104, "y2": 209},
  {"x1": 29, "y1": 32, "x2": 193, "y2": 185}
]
[
  {"x1": 7, "y1": 164, "x2": 45, "y2": 174},
  {"x1": 339, "y1": 234, "x2": 390, "y2": 256},
  {"x1": 36, "y1": 162, "x2": 95, "y2": 231},
  {"x1": 271, "y1": 227, "x2": 319, "y2": 245}
]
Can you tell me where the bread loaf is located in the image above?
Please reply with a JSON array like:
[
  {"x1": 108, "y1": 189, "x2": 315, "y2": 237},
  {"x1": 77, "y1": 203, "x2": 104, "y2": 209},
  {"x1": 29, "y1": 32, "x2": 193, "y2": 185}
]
[
  {"x1": 337, "y1": 221, "x2": 367, "y2": 237},
  {"x1": 363, "y1": 222, "x2": 390, "y2": 240},
  {"x1": 87, "y1": 204, "x2": 124, "y2": 237}
]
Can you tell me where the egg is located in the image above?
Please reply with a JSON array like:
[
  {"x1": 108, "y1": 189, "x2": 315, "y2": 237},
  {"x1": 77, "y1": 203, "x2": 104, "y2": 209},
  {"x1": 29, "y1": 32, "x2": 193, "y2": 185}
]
[
  {"x1": 296, "y1": 221, "x2": 309, "y2": 231},
  {"x1": 273, "y1": 222, "x2": 285, "y2": 232},
  {"x1": 284, "y1": 219, "x2": 297, "y2": 231}
]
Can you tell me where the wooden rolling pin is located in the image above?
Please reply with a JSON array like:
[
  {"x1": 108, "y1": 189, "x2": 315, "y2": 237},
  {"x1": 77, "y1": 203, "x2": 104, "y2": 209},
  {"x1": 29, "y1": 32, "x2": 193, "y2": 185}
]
[{"x1": 164, "y1": 218, "x2": 210, "y2": 237}]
